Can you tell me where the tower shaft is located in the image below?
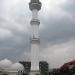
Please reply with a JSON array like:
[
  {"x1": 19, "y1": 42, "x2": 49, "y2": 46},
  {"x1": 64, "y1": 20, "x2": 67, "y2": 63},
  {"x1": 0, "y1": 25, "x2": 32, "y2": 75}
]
[{"x1": 29, "y1": 0, "x2": 41, "y2": 71}]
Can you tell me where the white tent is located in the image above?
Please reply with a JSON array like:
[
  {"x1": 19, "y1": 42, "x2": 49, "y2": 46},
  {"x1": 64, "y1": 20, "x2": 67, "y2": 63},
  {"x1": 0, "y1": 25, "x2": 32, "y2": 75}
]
[
  {"x1": 0, "y1": 59, "x2": 12, "y2": 69},
  {"x1": 10, "y1": 63, "x2": 24, "y2": 71}
]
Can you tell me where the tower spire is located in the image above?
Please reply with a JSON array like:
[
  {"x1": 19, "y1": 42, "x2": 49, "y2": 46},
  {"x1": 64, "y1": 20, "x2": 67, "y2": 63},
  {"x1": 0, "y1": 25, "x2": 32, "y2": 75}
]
[{"x1": 29, "y1": 0, "x2": 42, "y2": 72}]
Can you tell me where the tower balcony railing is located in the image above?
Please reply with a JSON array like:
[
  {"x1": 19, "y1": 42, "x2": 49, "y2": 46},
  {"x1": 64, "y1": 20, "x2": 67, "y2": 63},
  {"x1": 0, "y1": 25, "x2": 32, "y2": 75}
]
[{"x1": 30, "y1": 19, "x2": 40, "y2": 25}]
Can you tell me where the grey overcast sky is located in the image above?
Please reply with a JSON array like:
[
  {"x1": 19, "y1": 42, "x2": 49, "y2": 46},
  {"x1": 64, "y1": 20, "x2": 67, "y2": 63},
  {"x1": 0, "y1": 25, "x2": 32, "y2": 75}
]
[{"x1": 0, "y1": 0, "x2": 75, "y2": 68}]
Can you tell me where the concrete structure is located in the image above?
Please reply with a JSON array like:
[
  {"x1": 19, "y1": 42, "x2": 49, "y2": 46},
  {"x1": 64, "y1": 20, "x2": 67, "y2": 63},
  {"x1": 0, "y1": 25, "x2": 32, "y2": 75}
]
[
  {"x1": 39, "y1": 61, "x2": 49, "y2": 75},
  {"x1": 29, "y1": 0, "x2": 42, "y2": 73},
  {"x1": 0, "y1": 69, "x2": 22, "y2": 75}
]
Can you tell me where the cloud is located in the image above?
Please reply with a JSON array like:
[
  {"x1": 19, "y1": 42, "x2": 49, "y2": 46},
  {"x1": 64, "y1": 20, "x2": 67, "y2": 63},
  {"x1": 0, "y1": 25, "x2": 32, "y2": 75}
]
[
  {"x1": 0, "y1": 0, "x2": 31, "y2": 61},
  {"x1": 0, "y1": 0, "x2": 75, "y2": 68},
  {"x1": 0, "y1": 28, "x2": 13, "y2": 39},
  {"x1": 40, "y1": 0, "x2": 75, "y2": 47},
  {"x1": 40, "y1": 39, "x2": 75, "y2": 68}
]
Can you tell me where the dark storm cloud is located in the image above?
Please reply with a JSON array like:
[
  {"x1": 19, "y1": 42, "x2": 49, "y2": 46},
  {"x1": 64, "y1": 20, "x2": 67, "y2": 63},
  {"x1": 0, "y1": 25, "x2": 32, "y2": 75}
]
[
  {"x1": 0, "y1": 0, "x2": 75, "y2": 67},
  {"x1": 0, "y1": 17, "x2": 30, "y2": 61},
  {"x1": 0, "y1": 0, "x2": 31, "y2": 61},
  {"x1": 62, "y1": 0, "x2": 75, "y2": 14},
  {"x1": 40, "y1": 0, "x2": 75, "y2": 48}
]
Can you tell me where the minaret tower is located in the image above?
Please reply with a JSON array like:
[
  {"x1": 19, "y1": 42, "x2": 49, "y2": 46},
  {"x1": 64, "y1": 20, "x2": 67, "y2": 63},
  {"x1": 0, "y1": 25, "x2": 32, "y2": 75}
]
[{"x1": 29, "y1": 0, "x2": 42, "y2": 74}]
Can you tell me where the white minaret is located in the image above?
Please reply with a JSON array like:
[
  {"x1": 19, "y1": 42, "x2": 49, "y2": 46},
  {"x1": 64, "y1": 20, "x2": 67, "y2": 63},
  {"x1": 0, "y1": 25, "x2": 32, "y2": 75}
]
[{"x1": 29, "y1": 0, "x2": 42, "y2": 72}]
